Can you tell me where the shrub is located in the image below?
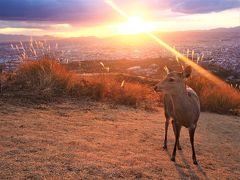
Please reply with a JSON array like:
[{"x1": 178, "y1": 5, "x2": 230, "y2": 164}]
[
  {"x1": 9, "y1": 57, "x2": 76, "y2": 100},
  {"x1": 187, "y1": 76, "x2": 240, "y2": 114},
  {"x1": 78, "y1": 74, "x2": 158, "y2": 108},
  {"x1": 3, "y1": 57, "x2": 240, "y2": 114},
  {"x1": 7, "y1": 58, "x2": 158, "y2": 108}
]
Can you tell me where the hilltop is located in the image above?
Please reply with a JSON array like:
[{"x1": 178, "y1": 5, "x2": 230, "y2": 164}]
[
  {"x1": 0, "y1": 100, "x2": 239, "y2": 179},
  {"x1": 0, "y1": 56, "x2": 239, "y2": 179}
]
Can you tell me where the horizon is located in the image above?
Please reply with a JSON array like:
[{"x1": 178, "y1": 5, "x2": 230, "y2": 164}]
[
  {"x1": 0, "y1": 0, "x2": 239, "y2": 38},
  {"x1": 0, "y1": 25, "x2": 240, "y2": 39}
]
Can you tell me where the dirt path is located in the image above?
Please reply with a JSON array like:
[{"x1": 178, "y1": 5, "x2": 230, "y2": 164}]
[{"x1": 0, "y1": 101, "x2": 239, "y2": 179}]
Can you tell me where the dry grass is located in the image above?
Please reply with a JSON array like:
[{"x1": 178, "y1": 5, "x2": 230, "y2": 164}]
[
  {"x1": 4, "y1": 58, "x2": 158, "y2": 108},
  {"x1": 12, "y1": 57, "x2": 73, "y2": 96},
  {"x1": 79, "y1": 74, "x2": 158, "y2": 108},
  {"x1": 187, "y1": 76, "x2": 240, "y2": 114},
  {"x1": 2, "y1": 58, "x2": 240, "y2": 114},
  {"x1": 0, "y1": 101, "x2": 239, "y2": 179}
]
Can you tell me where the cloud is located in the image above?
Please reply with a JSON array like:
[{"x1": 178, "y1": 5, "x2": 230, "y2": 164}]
[
  {"x1": 0, "y1": 20, "x2": 71, "y2": 30},
  {"x1": 0, "y1": 0, "x2": 239, "y2": 25},
  {"x1": 0, "y1": 0, "x2": 114, "y2": 24},
  {"x1": 169, "y1": 0, "x2": 240, "y2": 14},
  {"x1": 113, "y1": 0, "x2": 240, "y2": 14}
]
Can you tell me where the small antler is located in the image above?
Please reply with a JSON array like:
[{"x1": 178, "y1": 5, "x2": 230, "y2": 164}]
[
  {"x1": 164, "y1": 66, "x2": 170, "y2": 74},
  {"x1": 175, "y1": 54, "x2": 185, "y2": 71}
]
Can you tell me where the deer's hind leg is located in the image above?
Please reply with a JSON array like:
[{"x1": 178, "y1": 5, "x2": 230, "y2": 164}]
[{"x1": 189, "y1": 127, "x2": 198, "y2": 165}]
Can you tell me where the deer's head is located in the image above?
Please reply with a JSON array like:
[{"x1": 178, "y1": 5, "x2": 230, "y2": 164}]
[{"x1": 154, "y1": 66, "x2": 192, "y2": 95}]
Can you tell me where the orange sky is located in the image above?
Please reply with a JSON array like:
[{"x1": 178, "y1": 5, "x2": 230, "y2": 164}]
[{"x1": 0, "y1": 0, "x2": 239, "y2": 37}]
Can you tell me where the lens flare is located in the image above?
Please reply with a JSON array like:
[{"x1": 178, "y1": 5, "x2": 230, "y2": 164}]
[
  {"x1": 116, "y1": 16, "x2": 155, "y2": 35},
  {"x1": 104, "y1": 0, "x2": 233, "y2": 90},
  {"x1": 105, "y1": 0, "x2": 129, "y2": 19}
]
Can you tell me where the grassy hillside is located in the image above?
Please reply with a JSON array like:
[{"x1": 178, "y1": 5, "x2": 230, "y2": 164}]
[{"x1": 1, "y1": 57, "x2": 240, "y2": 114}]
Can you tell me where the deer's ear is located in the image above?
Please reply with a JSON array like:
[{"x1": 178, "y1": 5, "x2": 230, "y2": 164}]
[{"x1": 183, "y1": 66, "x2": 192, "y2": 78}]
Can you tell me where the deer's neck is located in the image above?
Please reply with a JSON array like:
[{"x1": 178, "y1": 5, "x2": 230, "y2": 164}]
[{"x1": 171, "y1": 94, "x2": 188, "y2": 105}]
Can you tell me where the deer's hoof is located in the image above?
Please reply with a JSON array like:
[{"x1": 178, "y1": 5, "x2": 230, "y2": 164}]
[
  {"x1": 171, "y1": 156, "x2": 175, "y2": 162},
  {"x1": 193, "y1": 160, "x2": 198, "y2": 165},
  {"x1": 163, "y1": 145, "x2": 167, "y2": 150}
]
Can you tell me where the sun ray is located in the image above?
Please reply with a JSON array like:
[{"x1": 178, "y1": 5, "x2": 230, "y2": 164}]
[
  {"x1": 104, "y1": 0, "x2": 235, "y2": 90},
  {"x1": 105, "y1": 0, "x2": 129, "y2": 19}
]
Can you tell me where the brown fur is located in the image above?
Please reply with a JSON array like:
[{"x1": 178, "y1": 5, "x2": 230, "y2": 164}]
[{"x1": 154, "y1": 66, "x2": 200, "y2": 164}]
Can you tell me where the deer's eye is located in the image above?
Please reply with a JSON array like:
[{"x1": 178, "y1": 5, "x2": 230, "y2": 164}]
[{"x1": 169, "y1": 78, "x2": 175, "y2": 82}]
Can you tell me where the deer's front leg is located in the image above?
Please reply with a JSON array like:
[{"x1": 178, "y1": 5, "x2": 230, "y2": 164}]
[
  {"x1": 172, "y1": 120, "x2": 182, "y2": 150},
  {"x1": 163, "y1": 117, "x2": 170, "y2": 150},
  {"x1": 171, "y1": 121, "x2": 180, "y2": 162}
]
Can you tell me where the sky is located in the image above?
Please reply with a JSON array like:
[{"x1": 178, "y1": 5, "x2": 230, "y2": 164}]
[{"x1": 0, "y1": 0, "x2": 239, "y2": 37}]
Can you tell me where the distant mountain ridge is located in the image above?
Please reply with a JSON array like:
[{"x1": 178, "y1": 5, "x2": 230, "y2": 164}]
[
  {"x1": 0, "y1": 26, "x2": 239, "y2": 43},
  {"x1": 0, "y1": 34, "x2": 57, "y2": 43}
]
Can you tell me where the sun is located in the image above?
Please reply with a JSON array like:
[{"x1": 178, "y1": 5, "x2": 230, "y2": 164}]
[{"x1": 116, "y1": 16, "x2": 156, "y2": 35}]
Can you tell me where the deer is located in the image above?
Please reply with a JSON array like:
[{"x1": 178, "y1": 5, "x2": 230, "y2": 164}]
[{"x1": 154, "y1": 66, "x2": 200, "y2": 165}]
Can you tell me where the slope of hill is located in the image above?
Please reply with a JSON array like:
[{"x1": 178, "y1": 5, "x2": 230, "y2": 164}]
[{"x1": 0, "y1": 100, "x2": 239, "y2": 179}]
